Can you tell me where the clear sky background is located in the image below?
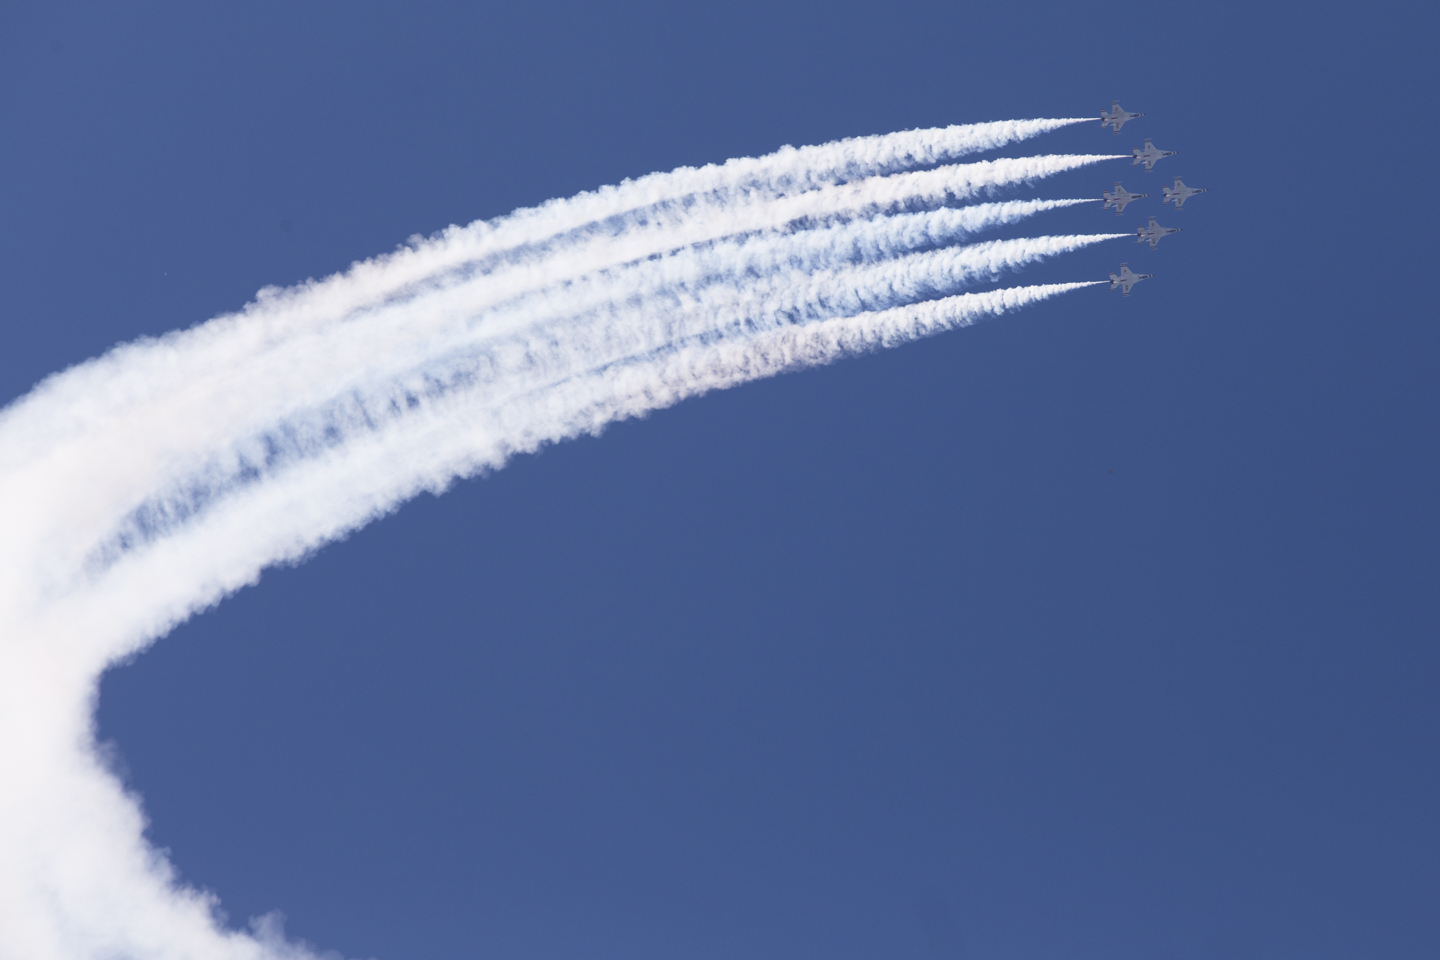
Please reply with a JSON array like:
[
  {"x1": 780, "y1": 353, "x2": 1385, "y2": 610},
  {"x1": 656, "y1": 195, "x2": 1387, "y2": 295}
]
[{"x1": 2, "y1": 2, "x2": 1437, "y2": 959}]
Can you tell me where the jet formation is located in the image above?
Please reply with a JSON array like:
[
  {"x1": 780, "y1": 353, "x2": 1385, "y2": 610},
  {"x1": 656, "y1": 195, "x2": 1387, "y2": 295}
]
[{"x1": 1096, "y1": 101, "x2": 1209, "y2": 296}]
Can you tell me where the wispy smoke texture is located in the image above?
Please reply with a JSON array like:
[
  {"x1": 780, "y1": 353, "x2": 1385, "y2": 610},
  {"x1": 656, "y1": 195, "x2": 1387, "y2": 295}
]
[{"x1": 0, "y1": 118, "x2": 1119, "y2": 960}]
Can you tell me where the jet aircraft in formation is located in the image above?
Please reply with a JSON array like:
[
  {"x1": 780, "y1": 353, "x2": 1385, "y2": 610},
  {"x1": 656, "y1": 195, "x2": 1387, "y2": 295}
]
[
  {"x1": 1132, "y1": 138, "x2": 1178, "y2": 172},
  {"x1": 1100, "y1": 101, "x2": 1144, "y2": 134},
  {"x1": 1102, "y1": 182, "x2": 1147, "y2": 215},
  {"x1": 1162, "y1": 177, "x2": 1208, "y2": 209},
  {"x1": 1109, "y1": 263, "x2": 1152, "y2": 297},
  {"x1": 1094, "y1": 102, "x2": 1209, "y2": 296},
  {"x1": 1135, "y1": 216, "x2": 1181, "y2": 249}
]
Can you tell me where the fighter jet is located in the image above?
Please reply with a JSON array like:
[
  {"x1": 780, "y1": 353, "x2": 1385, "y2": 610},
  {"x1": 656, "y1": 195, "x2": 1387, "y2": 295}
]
[
  {"x1": 1102, "y1": 182, "x2": 1147, "y2": 215},
  {"x1": 1135, "y1": 216, "x2": 1181, "y2": 249},
  {"x1": 1101, "y1": 101, "x2": 1144, "y2": 134},
  {"x1": 1162, "y1": 177, "x2": 1208, "y2": 209},
  {"x1": 1132, "y1": 139, "x2": 1178, "y2": 172},
  {"x1": 1109, "y1": 263, "x2": 1153, "y2": 297}
]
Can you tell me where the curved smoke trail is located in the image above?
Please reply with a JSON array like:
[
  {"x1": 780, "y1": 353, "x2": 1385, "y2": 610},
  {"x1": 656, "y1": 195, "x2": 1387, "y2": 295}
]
[{"x1": 0, "y1": 118, "x2": 1120, "y2": 960}]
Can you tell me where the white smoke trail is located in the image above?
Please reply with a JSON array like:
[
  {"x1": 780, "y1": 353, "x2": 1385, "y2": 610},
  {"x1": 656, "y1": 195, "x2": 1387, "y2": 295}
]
[
  {"x1": 73, "y1": 229, "x2": 1122, "y2": 586},
  {"x1": 0, "y1": 118, "x2": 1120, "y2": 960},
  {"x1": 0, "y1": 156, "x2": 1118, "y2": 503},
  {"x1": 12, "y1": 228, "x2": 1121, "y2": 617},
  {"x1": 1, "y1": 186, "x2": 1115, "y2": 611},
  {"x1": 260, "y1": 117, "x2": 1098, "y2": 325},
  {"x1": 106, "y1": 151, "x2": 1123, "y2": 383}
]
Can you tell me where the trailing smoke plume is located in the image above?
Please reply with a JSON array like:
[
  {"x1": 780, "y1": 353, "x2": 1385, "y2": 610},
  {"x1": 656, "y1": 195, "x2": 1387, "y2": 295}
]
[{"x1": 0, "y1": 117, "x2": 1120, "y2": 960}]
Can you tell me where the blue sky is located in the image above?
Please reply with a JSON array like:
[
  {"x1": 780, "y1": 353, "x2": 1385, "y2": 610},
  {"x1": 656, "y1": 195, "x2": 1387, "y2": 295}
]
[{"x1": 2, "y1": 2, "x2": 1437, "y2": 959}]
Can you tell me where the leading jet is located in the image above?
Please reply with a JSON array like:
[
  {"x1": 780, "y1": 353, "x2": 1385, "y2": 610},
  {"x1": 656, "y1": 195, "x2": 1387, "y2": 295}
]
[
  {"x1": 1132, "y1": 138, "x2": 1178, "y2": 172},
  {"x1": 1103, "y1": 182, "x2": 1147, "y2": 215},
  {"x1": 1101, "y1": 101, "x2": 1144, "y2": 134},
  {"x1": 1109, "y1": 263, "x2": 1153, "y2": 297},
  {"x1": 1136, "y1": 216, "x2": 1181, "y2": 249},
  {"x1": 1162, "y1": 177, "x2": 1208, "y2": 209}
]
